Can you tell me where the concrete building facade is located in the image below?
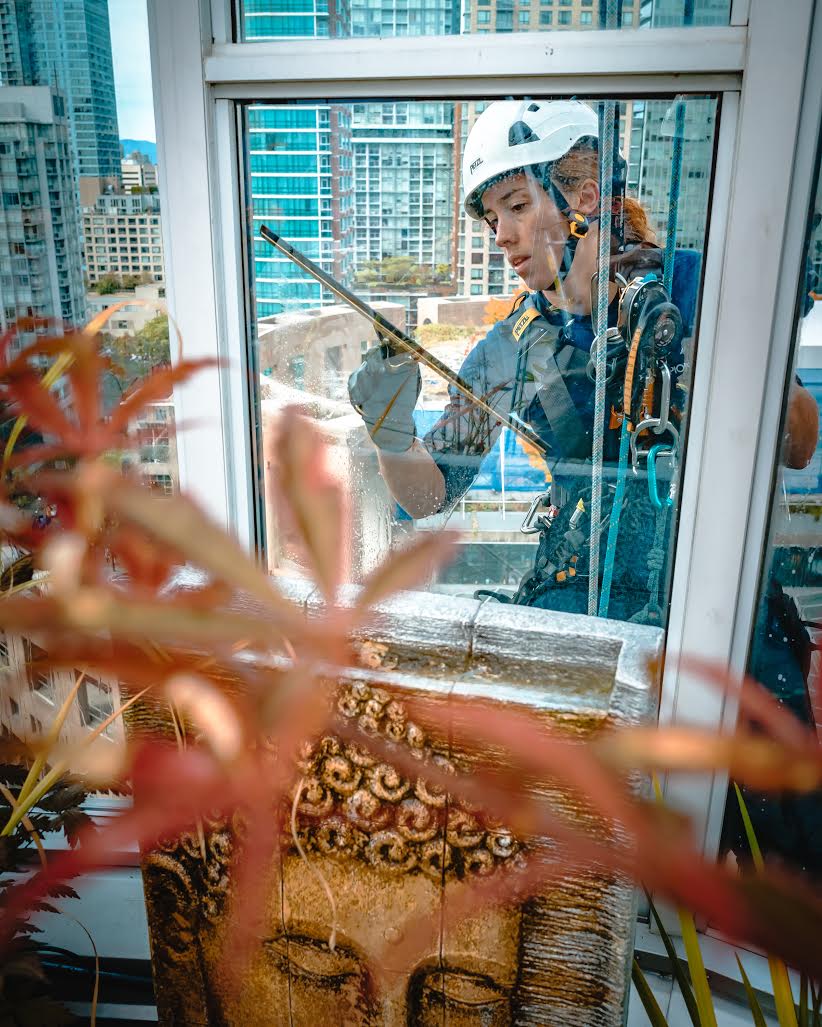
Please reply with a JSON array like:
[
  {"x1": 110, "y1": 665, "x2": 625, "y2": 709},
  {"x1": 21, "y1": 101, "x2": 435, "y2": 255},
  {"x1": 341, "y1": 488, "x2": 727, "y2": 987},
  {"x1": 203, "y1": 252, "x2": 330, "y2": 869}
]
[
  {"x1": 121, "y1": 156, "x2": 158, "y2": 193},
  {"x1": 82, "y1": 191, "x2": 164, "y2": 285},
  {"x1": 0, "y1": 86, "x2": 86, "y2": 331},
  {"x1": 352, "y1": 101, "x2": 454, "y2": 271},
  {"x1": 86, "y1": 281, "x2": 165, "y2": 337},
  {"x1": 0, "y1": 625, "x2": 124, "y2": 745}
]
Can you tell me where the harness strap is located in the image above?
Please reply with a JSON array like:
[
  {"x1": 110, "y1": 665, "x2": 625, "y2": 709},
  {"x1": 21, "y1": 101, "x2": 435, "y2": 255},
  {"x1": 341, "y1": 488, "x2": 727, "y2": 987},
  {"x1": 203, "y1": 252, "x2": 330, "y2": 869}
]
[{"x1": 530, "y1": 344, "x2": 589, "y2": 460}]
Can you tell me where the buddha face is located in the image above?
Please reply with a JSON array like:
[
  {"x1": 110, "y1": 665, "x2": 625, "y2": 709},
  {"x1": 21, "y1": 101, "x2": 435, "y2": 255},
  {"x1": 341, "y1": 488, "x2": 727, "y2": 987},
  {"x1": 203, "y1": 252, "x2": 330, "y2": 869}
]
[
  {"x1": 145, "y1": 682, "x2": 526, "y2": 1025},
  {"x1": 202, "y1": 849, "x2": 521, "y2": 1026}
]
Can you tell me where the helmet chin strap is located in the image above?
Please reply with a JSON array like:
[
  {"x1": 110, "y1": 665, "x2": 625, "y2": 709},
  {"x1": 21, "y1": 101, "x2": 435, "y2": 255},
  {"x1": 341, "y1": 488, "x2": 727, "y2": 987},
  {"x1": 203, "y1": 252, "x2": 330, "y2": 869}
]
[{"x1": 542, "y1": 174, "x2": 597, "y2": 287}]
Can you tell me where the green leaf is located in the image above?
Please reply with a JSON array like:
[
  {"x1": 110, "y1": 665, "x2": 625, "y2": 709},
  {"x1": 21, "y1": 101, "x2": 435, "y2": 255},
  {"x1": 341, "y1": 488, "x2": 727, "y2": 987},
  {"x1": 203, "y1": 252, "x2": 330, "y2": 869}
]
[
  {"x1": 812, "y1": 982, "x2": 822, "y2": 1027},
  {"x1": 734, "y1": 784, "x2": 798, "y2": 1027},
  {"x1": 679, "y1": 907, "x2": 718, "y2": 1027},
  {"x1": 736, "y1": 955, "x2": 768, "y2": 1027},
  {"x1": 632, "y1": 959, "x2": 670, "y2": 1026},
  {"x1": 646, "y1": 893, "x2": 701, "y2": 1027}
]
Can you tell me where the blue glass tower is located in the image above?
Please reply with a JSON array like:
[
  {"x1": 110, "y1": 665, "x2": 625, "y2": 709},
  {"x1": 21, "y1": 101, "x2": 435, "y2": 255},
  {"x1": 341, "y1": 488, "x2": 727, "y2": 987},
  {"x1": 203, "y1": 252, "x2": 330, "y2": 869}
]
[
  {"x1": 0, "y1": 0, "x2": 120, "y2": 185},
  {"x1": 249, "y1": 103, "x2": 355, "y2": 317}
]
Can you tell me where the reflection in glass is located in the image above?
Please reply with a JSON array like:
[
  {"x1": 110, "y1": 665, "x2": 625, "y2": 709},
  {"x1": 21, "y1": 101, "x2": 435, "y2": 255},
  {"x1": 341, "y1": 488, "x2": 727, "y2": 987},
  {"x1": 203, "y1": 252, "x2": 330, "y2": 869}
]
[
  {"x1": 239, "y1": 0, "x2": 731, "y2": 41},
  {"x1": 720, "y1": 147, "x2": 822, "y2": 878},
  {"x1": 245, "y1": 95, "x2": 716, "y2": 627}
]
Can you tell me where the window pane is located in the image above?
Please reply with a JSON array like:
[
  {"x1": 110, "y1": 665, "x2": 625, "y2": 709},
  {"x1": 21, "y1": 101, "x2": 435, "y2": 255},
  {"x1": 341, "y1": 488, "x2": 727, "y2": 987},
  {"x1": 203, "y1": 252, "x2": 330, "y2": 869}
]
[
  {"x1": 244, "y1": 95, "x2": 717, "y2": 629},
  {"x1": 238, "y1": 0, "x2": 730, "y2": 40},
  {"x1": 78, "y1": 674, "x2": 115, "y2": 736},
  {"x1": 720, "y1": 142, "x2": 822, "y2": 878},
  {"x1": 23, "y1": 638, "x2": 54, "y2": 704}
]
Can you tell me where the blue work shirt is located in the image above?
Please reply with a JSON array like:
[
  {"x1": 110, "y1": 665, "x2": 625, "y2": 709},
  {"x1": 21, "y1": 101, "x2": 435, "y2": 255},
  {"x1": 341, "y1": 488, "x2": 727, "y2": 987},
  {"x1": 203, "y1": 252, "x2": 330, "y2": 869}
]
[{"x1": 422, "y1": 289, "x2": 679, "y2": 623}]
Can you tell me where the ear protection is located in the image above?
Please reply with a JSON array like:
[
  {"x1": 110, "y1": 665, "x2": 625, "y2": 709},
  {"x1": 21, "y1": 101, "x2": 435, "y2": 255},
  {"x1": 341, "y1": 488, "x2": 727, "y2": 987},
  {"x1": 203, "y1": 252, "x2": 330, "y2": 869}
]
[{"x1": 567, "y1": 210, "x2": 590, "y2": 239}]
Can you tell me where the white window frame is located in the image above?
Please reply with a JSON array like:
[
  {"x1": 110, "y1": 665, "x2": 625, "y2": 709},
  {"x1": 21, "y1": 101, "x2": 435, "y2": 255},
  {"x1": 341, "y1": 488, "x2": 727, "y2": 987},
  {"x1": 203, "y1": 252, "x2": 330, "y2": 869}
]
[{"x1": 147, "y1": 0, "x2": 818, "y2": 927}]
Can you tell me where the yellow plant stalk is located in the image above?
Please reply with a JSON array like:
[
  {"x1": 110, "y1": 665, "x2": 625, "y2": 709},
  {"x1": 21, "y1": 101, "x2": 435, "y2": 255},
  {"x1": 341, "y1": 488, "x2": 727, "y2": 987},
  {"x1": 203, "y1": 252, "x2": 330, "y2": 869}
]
[
  {"x1": 652, "y1": 774, "x2": 718, "y2": 1027},
  {"x1": 2, "y1": 349, "x2": 74, "y2": 471},
  {"x1": 10, "y1": 671, "x2": 88, "y2": 829},
  {"x1": 734, "y1": 783, "x2": 799, "y2": 1027},
  {"x1": 0, "y1": 780, "x2": 47, "y2": 870},
  {"x1": 0, "y1": 778, "x2": 102, "y2": 1026},
  {"x1": 2, "y1": 687, "x2": 148, "y2": 838}
]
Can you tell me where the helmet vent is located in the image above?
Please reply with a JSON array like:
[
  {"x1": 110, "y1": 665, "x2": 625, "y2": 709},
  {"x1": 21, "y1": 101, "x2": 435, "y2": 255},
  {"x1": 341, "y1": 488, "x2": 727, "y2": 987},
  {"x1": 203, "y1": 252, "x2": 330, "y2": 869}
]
[
  {"x1": 508, "y1": 120, "x2": 539, "y2": 147},
  {"x1": 527, "y1": 103, "x2": 540, "y2": 112}
]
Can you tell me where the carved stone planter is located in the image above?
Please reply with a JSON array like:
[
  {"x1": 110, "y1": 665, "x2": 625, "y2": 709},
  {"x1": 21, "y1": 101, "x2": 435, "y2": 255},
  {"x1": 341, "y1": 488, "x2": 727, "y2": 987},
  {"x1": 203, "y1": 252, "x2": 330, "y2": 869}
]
[{"x1": 134, "y1": 582, "x2": 662, "y2": 1026}]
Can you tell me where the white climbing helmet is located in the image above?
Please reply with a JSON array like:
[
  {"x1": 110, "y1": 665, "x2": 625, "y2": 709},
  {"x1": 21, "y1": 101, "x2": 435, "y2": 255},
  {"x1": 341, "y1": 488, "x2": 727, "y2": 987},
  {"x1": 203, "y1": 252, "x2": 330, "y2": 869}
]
[{"x1": 462, "y1": 99, "x2": 600, "y2": 220}]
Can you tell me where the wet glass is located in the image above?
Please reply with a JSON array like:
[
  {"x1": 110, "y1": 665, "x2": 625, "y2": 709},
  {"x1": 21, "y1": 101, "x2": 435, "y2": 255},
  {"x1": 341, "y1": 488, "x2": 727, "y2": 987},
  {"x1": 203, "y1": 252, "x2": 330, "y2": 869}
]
[
  {"x1": 237, "y1": 0, "x2": 731, "y2": 41},
  {"x1": 243, "y1": 94, "x2": 718, "y2": 628},
  {"x1": 720, "y1": 144, "x2": 822, "y2": 878}
]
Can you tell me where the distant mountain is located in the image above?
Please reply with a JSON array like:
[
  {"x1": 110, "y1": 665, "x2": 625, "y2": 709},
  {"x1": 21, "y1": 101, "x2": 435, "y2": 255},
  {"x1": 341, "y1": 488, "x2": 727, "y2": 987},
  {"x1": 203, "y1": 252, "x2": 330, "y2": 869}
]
[{"x1": 120, "y1": 139, "x2": 157, "y2": 163}]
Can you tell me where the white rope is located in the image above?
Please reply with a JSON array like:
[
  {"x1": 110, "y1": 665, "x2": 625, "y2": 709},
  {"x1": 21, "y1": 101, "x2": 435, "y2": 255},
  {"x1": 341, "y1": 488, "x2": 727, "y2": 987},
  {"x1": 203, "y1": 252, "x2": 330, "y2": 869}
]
[{"x1": 587, "y1": 99, "x2": 616, "y2": 615}]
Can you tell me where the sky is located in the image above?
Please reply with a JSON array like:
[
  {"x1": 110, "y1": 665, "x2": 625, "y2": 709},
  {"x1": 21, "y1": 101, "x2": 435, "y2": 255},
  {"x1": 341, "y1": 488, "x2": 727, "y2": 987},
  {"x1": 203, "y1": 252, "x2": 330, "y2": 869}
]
[{"x1": 109, "y1": 0, "x2": 156, "y2": 142}]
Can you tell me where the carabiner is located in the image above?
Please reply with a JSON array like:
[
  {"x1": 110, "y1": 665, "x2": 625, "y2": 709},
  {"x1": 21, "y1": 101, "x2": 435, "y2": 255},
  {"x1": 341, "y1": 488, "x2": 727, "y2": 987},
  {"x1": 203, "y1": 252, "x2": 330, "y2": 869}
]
[
  {"x1": 630, "y1": 419, "x2": 679, "y2": 470},
  {"x1": 586, "y1": 326, "x2": 622, "y2": 383},
  {"x1": 653, "y1": 363, "x2": 672, "y2": 437},
  {"x1": 520, "y1": 489, "x2": 556, "y2": 535},
  {"x1": 646, "y1": 443, "x2": 676, "y2": 510}
]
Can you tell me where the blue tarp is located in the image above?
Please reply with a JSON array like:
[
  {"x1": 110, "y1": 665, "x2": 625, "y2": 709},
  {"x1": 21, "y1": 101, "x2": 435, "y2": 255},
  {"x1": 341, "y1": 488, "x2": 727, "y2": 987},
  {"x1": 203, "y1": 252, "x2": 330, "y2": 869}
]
[{"x1": 413, "y1": 409, "x2": 549, "y2": 495}]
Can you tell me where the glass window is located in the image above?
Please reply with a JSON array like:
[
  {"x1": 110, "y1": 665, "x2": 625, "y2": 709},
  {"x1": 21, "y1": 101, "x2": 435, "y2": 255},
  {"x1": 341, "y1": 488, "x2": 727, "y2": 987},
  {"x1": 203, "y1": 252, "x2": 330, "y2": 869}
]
[
  {"x1": 78, "y1": 674, "x2": 115, "y2": 738},
  {"x1": 238, "y1": 0, "x2": 730, "y2": 40},
  {"x1": 539, "y1": 10, "x2": 552, "y2": 25},
  {"x1": 22, "y1": 638, "x2": 54, "y2": 704},
  {"x1": 244, "y1": 96, "x2": 717, "y2": 629},
  {"x1": 720, "y1": 140, "x2": 822, "y2": 879}
]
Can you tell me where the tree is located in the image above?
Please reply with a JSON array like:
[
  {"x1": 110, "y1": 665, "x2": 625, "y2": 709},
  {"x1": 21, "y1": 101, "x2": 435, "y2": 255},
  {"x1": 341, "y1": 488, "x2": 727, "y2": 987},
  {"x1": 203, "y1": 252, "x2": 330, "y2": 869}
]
[
  {"x1": 414, "y1": 323, "x2": 475, "y2": 346},
  {"x1": 94, "y1": 274, "x2": 123, "y2": 295},
  {"x1": 353, "y1": 257, "x2": 452, "y2": 290},
  {"x1": 106, "y1": 315, "x2": 171, "y2": 391}
]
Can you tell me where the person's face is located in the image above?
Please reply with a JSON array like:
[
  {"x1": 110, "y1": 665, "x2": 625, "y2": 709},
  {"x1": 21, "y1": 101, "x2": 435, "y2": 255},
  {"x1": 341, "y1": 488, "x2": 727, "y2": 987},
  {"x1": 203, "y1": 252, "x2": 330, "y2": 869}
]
[
  {"x1": 481, "y1": 173, "x2": 571, "y2": 293},
  {"x1": 205, "y1": 851, "x2": 521, "y2": 1026}
]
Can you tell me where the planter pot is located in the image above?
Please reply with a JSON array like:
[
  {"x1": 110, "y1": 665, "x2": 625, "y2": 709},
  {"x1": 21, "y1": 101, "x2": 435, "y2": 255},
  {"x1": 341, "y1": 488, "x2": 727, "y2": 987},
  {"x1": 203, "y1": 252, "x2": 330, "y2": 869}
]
[{"x1": 130, "y1": 582, "x2": 661, "y2": 1026}]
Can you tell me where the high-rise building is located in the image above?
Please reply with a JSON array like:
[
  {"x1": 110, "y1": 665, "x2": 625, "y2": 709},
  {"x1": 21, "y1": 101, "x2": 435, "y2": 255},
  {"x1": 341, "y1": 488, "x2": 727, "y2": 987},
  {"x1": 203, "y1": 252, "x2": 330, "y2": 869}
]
[
  {"x1": 0, "y1": 0, "x2": 36, "y2": 84},
  {"x1": 249, "y1": 103, "x2": 355, "y2": 318},
  {"x1": 242, "y1": 0, "x2": 351, "y2": 39},
  {"x1": 121, "y1": 155, "x2": 158, "y2": 193},
  {"x1": 455, "y1": 101, "x2": 523, "y2": 299},
  {"x1": 626, "y1": 98, "x2": 716, "y2": 255},
  {"x1": 0, "y1": 86, "x2": 86, "y2": 332},
  {"x1": 350, "y1": 0, "x2": 459, "y2": 36},
  {"x1": 82, "y1": 191, "x2": 164, "y2": 285},
  {"x1": 0, "y1": 0, "x2": 120, "y2": 201},
  {"x1": 352, "y1": 102, "x2": 453, "y2": 268}
]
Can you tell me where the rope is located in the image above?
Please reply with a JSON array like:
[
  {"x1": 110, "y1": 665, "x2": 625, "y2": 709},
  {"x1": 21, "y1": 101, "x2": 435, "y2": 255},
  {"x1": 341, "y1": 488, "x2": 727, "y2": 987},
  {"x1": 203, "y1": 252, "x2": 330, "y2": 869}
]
[
  {"x1": 598, "y1": 419, "x2": 629, "y2": 618},
  {"x1": 632, "y1": 96, "x2": 687, "y2": 626},
  {"x1": 630, "y1": 500, "x2": 669, "y2": 626},
  {"x1": 663, "y1": 99, "x2": 686, "y2": 293},
  {"x1": 587, "y1": 99, "x2": 617, "y2": 616},
  {"x1": 599, "y1": 304, "x2": 651, "y2": 617}
]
